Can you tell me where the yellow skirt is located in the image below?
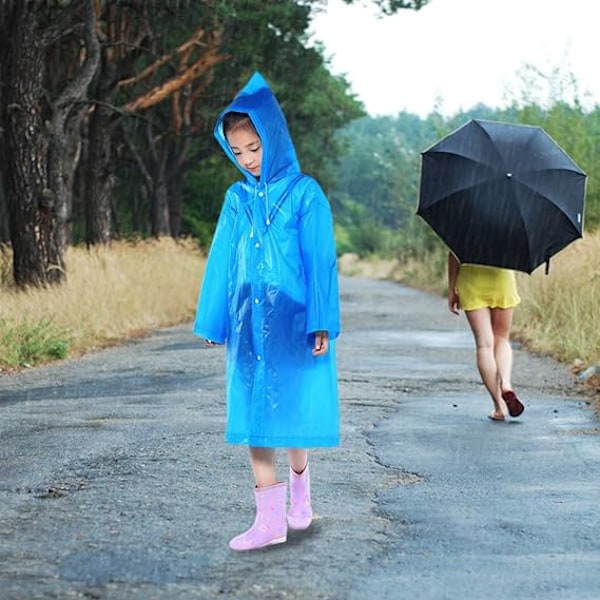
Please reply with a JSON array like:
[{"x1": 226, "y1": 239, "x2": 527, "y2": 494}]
[{"x1": 456, "y1": 264, "x2": 521, "y2": 311}]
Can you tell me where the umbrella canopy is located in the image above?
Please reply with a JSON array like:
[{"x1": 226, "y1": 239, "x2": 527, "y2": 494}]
[{"x1": 417, "y1": 119, "x2": 587, "y2": 274}]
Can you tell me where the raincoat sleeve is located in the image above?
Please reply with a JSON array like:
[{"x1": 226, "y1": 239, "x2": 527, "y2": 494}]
[
  {"x1": 192, "y1": 190, "x2": 237, "y2": 343},
  {"x1": 298, "y1": 177, "x2": 341, "y2": 340}
]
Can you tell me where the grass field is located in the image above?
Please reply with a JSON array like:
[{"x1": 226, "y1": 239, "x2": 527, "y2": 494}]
[{"x1": 0, "y1": 238, "x2": 203, "y2": 369}]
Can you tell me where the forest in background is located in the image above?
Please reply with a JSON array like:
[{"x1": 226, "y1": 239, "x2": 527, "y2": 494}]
[
  {"x1": 0, "y1": 0, "x2": 426, "y2": 288},
  {"x1": 1, "y1": 0, "x2": 599, "y2": 289}
]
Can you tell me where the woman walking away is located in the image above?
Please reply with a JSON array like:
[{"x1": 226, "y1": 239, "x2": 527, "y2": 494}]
[
  {"x1": 193, "y1": 72, "x2": 341, "y2": 551},
  {"x1": 447, "y1": 252, "x2": 524, "y2": 421}
]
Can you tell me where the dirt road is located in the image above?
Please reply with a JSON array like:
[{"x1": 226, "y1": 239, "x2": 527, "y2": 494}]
[{"x1": 0, "y1": 276, "x2": 598, "y2": 599}]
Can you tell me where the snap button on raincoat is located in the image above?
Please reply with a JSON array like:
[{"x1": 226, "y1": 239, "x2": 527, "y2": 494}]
[{"x1": 194, "y1": 72, "x2": 341, "y2": 448}]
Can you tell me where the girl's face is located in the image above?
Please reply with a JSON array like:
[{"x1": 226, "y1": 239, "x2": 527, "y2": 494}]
[{"x1": 226, "y1": 127, "x2": 263, "y2": 177}]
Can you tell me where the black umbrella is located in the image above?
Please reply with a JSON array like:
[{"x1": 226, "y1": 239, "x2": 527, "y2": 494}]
[{"x1": 417, "y1": 119, "x2": 586, "y2": 274}]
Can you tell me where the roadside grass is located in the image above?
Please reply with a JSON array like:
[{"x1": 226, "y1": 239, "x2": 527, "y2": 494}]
[
  {"x1": 513, "y1": 234, "x2": 600, "y2": 366},
  {"x1": 0, "y1": 238, "x2": 204, "y2": 370},
  {"x1": 0, "y1": 319, "x2": 69, "y2": 367}
]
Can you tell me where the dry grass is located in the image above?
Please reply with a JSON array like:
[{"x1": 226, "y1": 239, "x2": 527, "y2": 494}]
[
  {"x1": 338, "y1": 251, "x2": 447, "y2": 295},
  {"x1": 513, "y1": 234, "x2": 600, "y2": 367},
  {"x1": 0, "y1": 238, "x2": 205, "y2": 365},
  {"x1": 337, "y1": 253, "x2": 399, "y2": 281}
]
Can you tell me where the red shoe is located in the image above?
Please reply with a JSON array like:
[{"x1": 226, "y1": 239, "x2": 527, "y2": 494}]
[{"x1": 502, "y1": 391, "x2": 524, "y2": 417}]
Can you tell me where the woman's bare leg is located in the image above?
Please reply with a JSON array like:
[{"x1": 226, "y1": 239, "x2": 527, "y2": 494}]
[
  {"x1": 491, "y1": 307, "x2": 514, "y2": 394},
  {"x1": 249, "y1": 447, "x2": 277, "y2": 488},
  {"x1": 465, "y1": 308, "x2": 504, "y2": 418}
]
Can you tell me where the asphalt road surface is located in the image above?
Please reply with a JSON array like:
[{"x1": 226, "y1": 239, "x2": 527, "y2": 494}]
[{"x1": 1, "y1": 276, "x2": 598, "y2": 600}]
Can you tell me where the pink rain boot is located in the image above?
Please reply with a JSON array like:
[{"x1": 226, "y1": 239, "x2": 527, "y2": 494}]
[
  {"x1": 229, "y1": 482, "x2": 287, "y2": 551},
  {"x1": 287, "y1": 464, "x2": 312, "y2": 530}
]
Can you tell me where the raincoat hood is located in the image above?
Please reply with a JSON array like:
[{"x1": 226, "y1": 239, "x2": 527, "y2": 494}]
[{"x1": 214, "y1": 72, "x2": 301, "y2": 184}]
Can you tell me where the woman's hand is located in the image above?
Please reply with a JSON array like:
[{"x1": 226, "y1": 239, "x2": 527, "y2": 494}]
[
  {"x1": 448, "y1": 289, "x2": 460, "y2": 315},
  {"x1": 312, "y1": 331, "x2": 329, "y2": 356}
]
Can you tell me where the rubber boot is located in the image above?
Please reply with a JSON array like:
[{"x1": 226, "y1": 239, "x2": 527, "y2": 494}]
[
  {"x1": 229, "y1": 482, "x2": 287, "y2": 551},
  {"x1": 287, "y1": 464, "x2": 312, "y2": 530}
]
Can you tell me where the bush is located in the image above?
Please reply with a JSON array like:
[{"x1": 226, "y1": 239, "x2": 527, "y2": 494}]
[{"x1": 0, "y1": 319, "x2": 70, "y2": 367}]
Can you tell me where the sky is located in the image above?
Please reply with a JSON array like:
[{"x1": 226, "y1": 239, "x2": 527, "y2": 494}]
[{"x1": 310, "y1": 0, "x2": 600, "y2": 118}]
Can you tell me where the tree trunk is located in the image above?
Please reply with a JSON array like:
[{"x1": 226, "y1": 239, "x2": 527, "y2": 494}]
[
  {"x1": 82, "y1": 25, "x2": 126, "y2": 248},
  {"x1": 163, "y1": 132, "x2": 191, "y2": 238},
  {"x1": 168, "y1": 174, "x2": 185, "y2": 237},
  {"x1": 3, "y1": 10, "x2": 55, "y2": 287},
  {"x1": 151, "y1": 165, "x2": 171, "y2": 237},
  {"x1": 49, "y1": 0, "x2": 100, "y2": 254},
  {"x1": 123, "y1": 120, "x2": 171, "y2": 237},
  {"x1": 0, "y1": 176, "x2": 9, "y2": 243},
  {"x1": 1, "y1": 0, "x2": 99, "y2": 286},
  {"x1": 165, "y1": 145, "x2": 193, "y2": 238},
  {"x1": 84, "y1": 104, "x2": 117, "y2": 246}
]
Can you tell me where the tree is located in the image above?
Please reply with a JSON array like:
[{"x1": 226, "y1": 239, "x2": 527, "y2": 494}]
[
  {"x1": 79, "y1": 5, "x2": 227, "y2": 243},
  {"x1": 342, "y1": 0, "x2": 429, "y2": 14},
  {"x1": 99, "y1": 0, "x2": 428, "y2": 240},
  {"x1": 513, "y1": 64, "x2": 600, "y2": 231},
  {"x1": 0, "y1": 0, "x2": 431, "y2": 287},
  {"x1": 0, "y1": 0, "x2": 100, "y2": 286},
  {"x1": 180, "y1": 0, "x2": 365, "y2": 237}
]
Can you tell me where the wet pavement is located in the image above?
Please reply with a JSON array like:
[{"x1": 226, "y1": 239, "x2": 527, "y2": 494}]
[{"x1": 0, "y1": 276, "x2": 598, "y2": 599}]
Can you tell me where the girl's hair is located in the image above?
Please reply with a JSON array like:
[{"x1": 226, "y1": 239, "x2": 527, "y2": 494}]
[{"x1": 222, "y1": 111, "x2": 258, "y2": 136}]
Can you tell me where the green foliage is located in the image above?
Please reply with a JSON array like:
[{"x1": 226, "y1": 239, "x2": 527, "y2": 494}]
[
  {"x1": 182, "y1": 153, "x2": 233, "y2": 243},
  {"x1": 333, "y1": 223, "x2": 353, "y2": 256},
  {"x1": 77, "y1": 0, "x2": 365, "y2": 244},
  {"x1": 343, "y1": 0, "x2": 430, "y2": 14},
  {"x1": 0, "y1": 320, "x2": 70, "y2": 367},
  {"x1": 174, "y1": 1, "x2": 365, "y2": 246},
  {"x1": 328, "y1": 80, "x2": 600, "y2": 261},
  {"x1": 70, "y1": 1, "x2": 600, "y2": 260},
  {"x1": 509, "y1": 102, "x2": 600, "y2": 230},
  {"x1": 327, "y1": 113, "x2": 440, "y2": 257},
  {"x1": 350, "y1": 221, "x2": 384, "y2": 257}
]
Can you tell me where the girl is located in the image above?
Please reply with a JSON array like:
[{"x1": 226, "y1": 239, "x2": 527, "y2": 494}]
[{"x1": 193, "y1": 72, "x2": 340, "y2": 551}]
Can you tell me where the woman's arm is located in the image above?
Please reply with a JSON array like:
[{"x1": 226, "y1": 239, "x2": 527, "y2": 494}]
[{"x1": 447, "y1": 252, "x2": 460, "y2": 314}]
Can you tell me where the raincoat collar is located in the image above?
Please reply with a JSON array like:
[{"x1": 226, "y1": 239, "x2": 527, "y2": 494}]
[{"x1": 214, "y1": 72, "x2": 301, "y2": 185}]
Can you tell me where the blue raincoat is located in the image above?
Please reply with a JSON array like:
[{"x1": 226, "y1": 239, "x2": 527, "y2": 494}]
[{"x1": 193, "y1": 72, "x2": 341, "y2": 448}]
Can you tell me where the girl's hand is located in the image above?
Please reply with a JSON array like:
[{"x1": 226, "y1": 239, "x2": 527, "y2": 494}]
[{"x1": 312, "y1": 331, "x2": 329, "y2": 356}]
